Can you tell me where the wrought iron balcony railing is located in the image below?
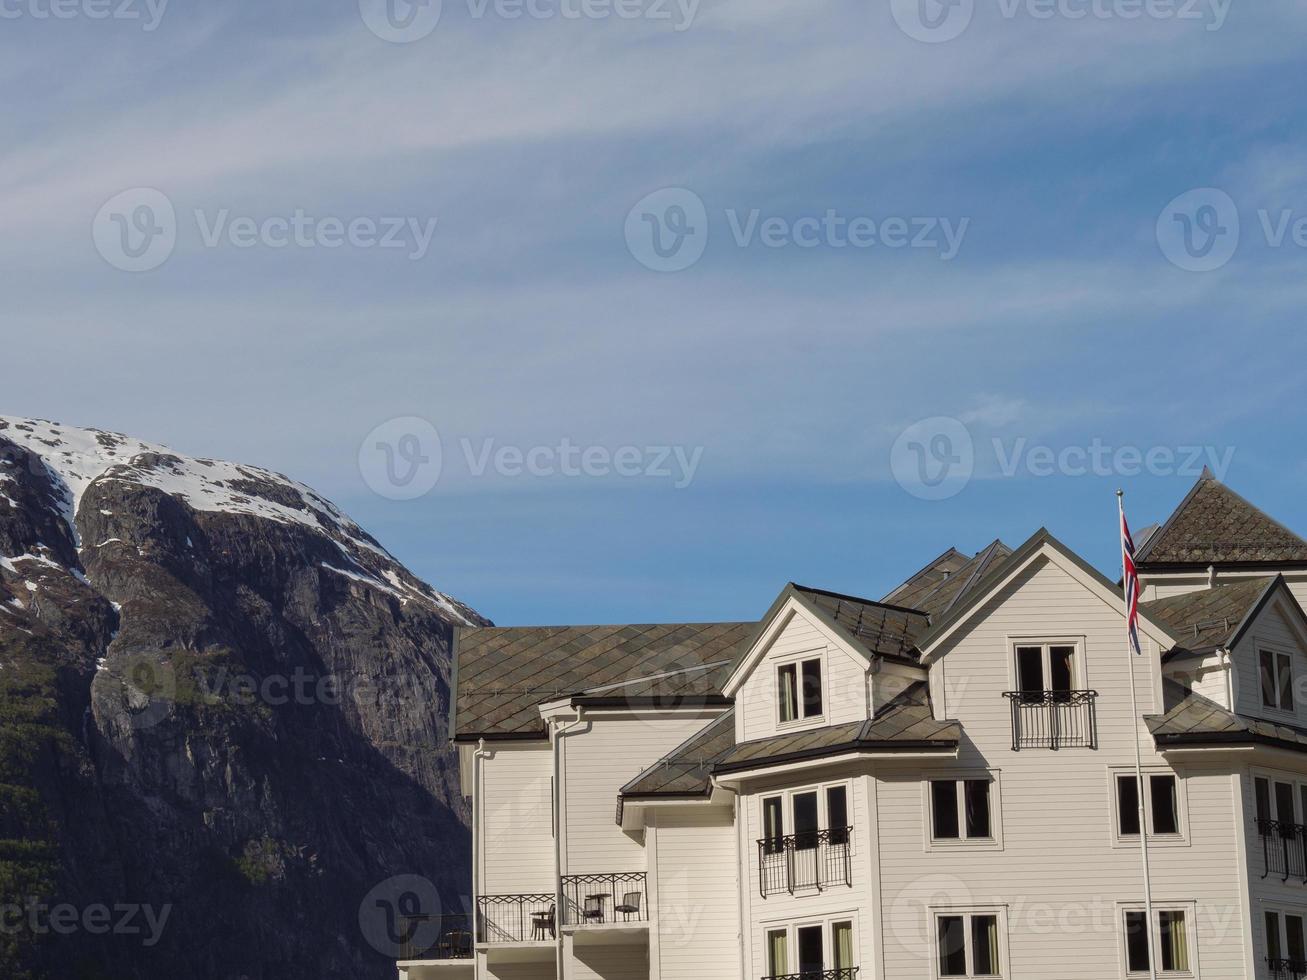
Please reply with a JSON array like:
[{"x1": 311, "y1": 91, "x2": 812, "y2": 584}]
[
  {"x1": 1267, "y1": 957, "x2": 1307, "y2": 980},
  {"x1": 1259, "y1": 819, "x2": 1307, "y2": 882},
  {"x1": 762, "y1": 969, "x2": 859, "y2": 980},
  {"x1": 477, "y1": 893, "x2": 556, "y2": 943},
  {"x1": 560, "y1": 872, "x2": 647, "y2": 927},
  {"x1": 756, "y1": 827, "x2": 853, "y2": 898},
  {"x1": 397, "y1": 913, "x2": 474, "y2": 960},
  {"x1": 1002, "y1": 690, "x2": 1098, "y2": 750}
]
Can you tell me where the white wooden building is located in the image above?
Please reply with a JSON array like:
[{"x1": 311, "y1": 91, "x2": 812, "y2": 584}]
[{"x1": 399, "y1": 474, "x2": 1307, "y2": 980}]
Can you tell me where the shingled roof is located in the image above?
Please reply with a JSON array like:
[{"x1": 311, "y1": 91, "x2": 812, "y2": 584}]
[
  {"x1": 1137, "y1": 474, "x2": 1307, "y2": 567},
  {"x1": 619, "y1": 709, "x2": 737, "y2": 800},
  {"x1": 451, "y1": 622, "x2": 753, "y2": 741},
  {"x1": 1141, "y1": 577, "x2": 1278, "y2": 653},
  {"x1": 711, "y1": 682, "x2": 958, "y2": 775},
  {"x1": 790, "y1": 585, "x2": 931, "y2": 662},
  {"x1": 1148, "y1": 681, "x2": 1307, "y2": 753},
  {"x1": 883, "y1": 548, "x2": 973, "y2": 609}
]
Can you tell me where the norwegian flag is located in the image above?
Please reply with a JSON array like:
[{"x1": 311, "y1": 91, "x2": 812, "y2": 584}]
[{"x1": 1119, "y1": 496, "x2": 1142, "y2": 656}]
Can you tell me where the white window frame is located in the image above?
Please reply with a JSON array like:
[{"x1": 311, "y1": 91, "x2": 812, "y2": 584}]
[
  {"x1": 929, "y1": 905, "x2": 1009, "y2": 980},
  {"x1": 1251, "y1": 770, "x2": 1307, "y2": 830},
  {"x1": 1117, "y1": 901, "x2": 1197, "y2": 978},
  {"x1": 760, "y1": 780, "x2": 856, "y2": 852},
  {"x1": 1006, "y1": 635, "x2": 1088, "y2": 693},
  {"x1": 1258, "y1": 645, "x2": 1297, "y2": 716},
  {"x1": 1107, "y1": 766, "x2": 1189, "y2": 848},
  {"x1": 922, "y1": 770, "x2": 1004, "y2": 852},
  {"x1": 760, "y1": 911, "x2": 861, "y2": 975},
  {"x1": 775, "y1": 649, "x2": 828, "y2": 729},
  {"x1": 1263, "y1": 904, "x2": 1307, "y2": 968}
]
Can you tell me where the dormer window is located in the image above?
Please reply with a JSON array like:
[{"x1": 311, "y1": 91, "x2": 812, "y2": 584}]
[
  {"x1": 777, "y1": 657, "x2": 823, "y2": 724},
  {"x1": 1260, "y1": 649, "x2": 1295, "y2": 713}
]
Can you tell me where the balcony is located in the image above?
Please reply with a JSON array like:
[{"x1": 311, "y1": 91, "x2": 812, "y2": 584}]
[
  {"x1": 477, "y1": 893, "x2": 556, "y2": 943},
  {"x1": 1259, "y1": 819, "x2": 1307, "y2": 882},
  {"x1": 763, "y1": 970, "x2": 859, "y2": 980},
  {"x1": 1267, "y1": 958, "x2": 1307, "y2": 980},
  {"x1": 756, "y1": 828, "x2": 853, "y2": 898},
  {"x1": 397, "y1": 912, "x2": 474, "y2": 960},
  {"x1": 560, "y1": 873, "x2": 647, "y2": 928},
  {"x1": 1002, "y1": 690, "x2": 1098, "y2": 750}
]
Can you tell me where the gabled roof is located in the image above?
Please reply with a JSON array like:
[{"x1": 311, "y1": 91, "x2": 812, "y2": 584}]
[
  {"x1": 909, "y1": 540, "x2": 1014, "y2": 618},
  {"x1": 883, "y1": 548, "x2": 973, "y2": 609},
  {"x1": 791, "y1": 584, "x2": 931, "y2": 662},
  {"x1": 711, "y1": 682, "x2": 958, "y2": 775},
  {"x1": 1137, "y1": 474, "x2": 1307, "y2": 567},
  {"x1": 1142, "y1": 576, "x2": 1279, "y2": 653},
  {"x1": 1148, "y1": 681, "x2": 1307, "y2": 753},
  {"x1": 451, "y1": 622, "x2": 752, "y2": 741},
  {"x1": 620, "y1": 709, "x2": 737, "y2": 800}
]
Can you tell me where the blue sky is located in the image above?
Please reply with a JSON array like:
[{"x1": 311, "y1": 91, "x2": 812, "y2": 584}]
[{"x1": 5, "y1": 0, "x2": 1307, "y2": 625}]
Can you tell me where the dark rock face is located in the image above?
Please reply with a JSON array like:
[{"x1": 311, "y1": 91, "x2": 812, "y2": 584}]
[{"x1": 0, "y1": 418, "x2": 485, "y2": 980}]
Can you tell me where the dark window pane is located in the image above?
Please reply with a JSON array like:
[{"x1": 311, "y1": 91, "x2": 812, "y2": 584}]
[
  {"x1": 1277, "y1": 782, "x2": 1297, "y2": 827},
  {"x1": 1149, "y1": 775, "x2": 1179, "y2": 835},
  {"x1": 965, "y1": 780, "x2": 991, "y2": 839},
  {"x1": 1050, "y1": 645, "x2": 1075, "y2": 697},
  {"x1": 794, "y1": 792, "x2": 818, "y2": 850},
  {"x1": 971, "y1": 915, "x2": 999, "y2": 977},
  {"x1": 801, "y1": 659, "x2": 823, "y2": 718},
  {"x1": 763, "y1": 797, "x2": 784, "y2": 853},
  {"x1": 1280, "y1": 653, "x2": 1295, "y2": 711},
  {"x1": 797, "y1": 925, "x2": 823, "y2": 973},
  {"x1": 1117, "y1": 776, "x2": 1140, "y2": 836},
  {"x1": 827, "y1": 786, "x2": 849, "y2": 844},
  {"x1": 1288, "y1": 914, "x2": 1305, "y2": 962},
  {"x1": 778, "y1": 665, "x2": 798, "y2": 722},
  {"x1": 1266, "y1": 911, "x2": 1283, "y2": 962},
  {"x1": 1017, "y1": 647, "x2": 1044, "y2": 702},
  {"x1": 1262, "y1": 651, "x2": 1278, "y2": 708},
  {"x1": 1125, "y1": 911, "x2": 1150, "y2": 972},
  {"x1": 932, "y1": 781, "x2": 960, "y2": 840},
  {"x1": 1256, "y1": 777, "x2": 1271, "y2": 827},
  {"x1": 937, "y1": 916, "x2": 967, "y2": 977}
]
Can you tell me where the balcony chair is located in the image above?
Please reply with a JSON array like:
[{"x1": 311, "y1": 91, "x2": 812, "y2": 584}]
[
  {"x1": 531, "y1": 903, "x2": 555, "y2": 941},
  {"x1": 614, "y1": 892, "x2": 642, "y2": 921},
  {"x1": 582, "y1": 896, "x2": 605, "y2": 923}
]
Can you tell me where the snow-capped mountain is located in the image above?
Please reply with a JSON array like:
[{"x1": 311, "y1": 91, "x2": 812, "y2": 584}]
[{"x1": 0, "y1": 416, "x2": 486, "y2": 980}]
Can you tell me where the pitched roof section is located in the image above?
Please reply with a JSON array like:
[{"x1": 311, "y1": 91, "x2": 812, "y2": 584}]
[
  {"x1": 1147, "y1": 681, "x2": 1307, "y2": 753},
  {"x1": 1142, "y1": 577, "x2": 1277, "y2": 652},
  {"x1": 883, "y1": 548, "x2": 973, "y2": 609},
  {"x1": 711, "y1": 682, "x2": 958, "y2": 775},
  {"x1": 1137, "y1": 475, "x2": 1307, "y2": 567},
  {"x1": 910, "y1": 540, "x2": 1014, "y2": 618},
  {"x1": 620, "y1": 709, "x2": 737, "y2": 799},
  {"x1": 791, "y1": 585, "x2": 931, "y2": 662},
  {"x1": 452, "y1": 622, "x2": 753, "y2": 740}
]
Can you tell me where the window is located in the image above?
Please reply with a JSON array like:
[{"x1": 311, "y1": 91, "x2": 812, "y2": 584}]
[
  {"x1": 1266, "y1": 910, "x2": 1307, "y2": 968},
  {"x1": 931, "y1": 778, "x2": 993, "y2": 843},
  {"x1": 797, "y1": 925, "x2": 823, "y2": 974},
  {"x1": 763, "y1": 796, "x2": 785, "y2": 854},
  {"x1": 1114, "y1": 772, "x2": 1182, "y2": 839},
  {"x1": 1262, "y1": 649, "x2": 1295, "y2": 712},
  {"x1": 1255, "y1": 775, "x2": 1304, "y2": 832},
  {"x1": 832, "y1": 920, "x2": 855, "y2": 972},
  {"x1": 1015, "y1": 642, "x2": 1077, "y2": 701},
  {"x1": 937, "y1": 913, "x2": 1001, "y2": 977},
  {"x1": 1122, "y1": 908, "x2": 1192, "y2": 975},
  {"x1": 777, "y1": 657, "x2": 824, "y2": 724},
  {"x1": 766, "y1": 928, "x2": 788, "y2": 977},
  {"x1": 827, "y1": 785, "x2": 850, "y2": 845},
  {"x1": 794, "y1": 791, "x2": 819, "y2": 851},
  {"x1": 762, "y1": 918, "x2": 858, "y2": 977}
]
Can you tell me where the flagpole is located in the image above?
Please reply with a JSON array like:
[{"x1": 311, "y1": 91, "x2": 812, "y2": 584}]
[{"x1": 1119, "y1": 489, "x2": 1158, "y2": 980}]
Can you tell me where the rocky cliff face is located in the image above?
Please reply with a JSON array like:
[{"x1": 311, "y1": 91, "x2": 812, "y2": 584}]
[{"x1": 0, "y1": 417, "x2": 486, "y2": 980}]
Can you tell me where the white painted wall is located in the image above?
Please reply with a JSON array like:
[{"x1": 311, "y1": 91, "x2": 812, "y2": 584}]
[
  {"x1": 480, "y1": 743, "x2": 556, "y2": 895},
  {"x1": 652, "y1": 807, "x2": 740, "y2": 980}
]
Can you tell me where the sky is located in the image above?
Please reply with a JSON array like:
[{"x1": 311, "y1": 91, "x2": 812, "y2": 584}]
[{"x1": 4, "y1": 0, "x2": 1307, "y2": 626}]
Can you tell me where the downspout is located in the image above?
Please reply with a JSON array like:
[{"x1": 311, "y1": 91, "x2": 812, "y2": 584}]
[
  {"x1": 553, "y1": 708, "x2": 585, "y2": 980},
  {"x1": 735, "y1": 791, "x2": 747, "y2": 980},
  {"x1": 472, "y1": 739, "x2": 491, "y2": 966}
]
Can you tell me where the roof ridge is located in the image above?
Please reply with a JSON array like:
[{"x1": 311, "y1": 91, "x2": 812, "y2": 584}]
[
  {"x1": 792, "y1": 582, "x2": 923, "y2": 615},
  {"x1": 938, "y1": 539, "x2": 1012, "y2": 618},
  {"x1": 882, "y1": 546, "x2": 969, "y2": 605}
]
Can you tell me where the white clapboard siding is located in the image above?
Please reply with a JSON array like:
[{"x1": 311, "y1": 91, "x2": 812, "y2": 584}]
[
  {"x1": 736, "y1": 608, "x2": 869, "y2": 744},
  {"x1": 483, "y1": 958, "x2": 557, "y2": 980},
  {"x1": 565, "y1": 942, "x2": 649, "y2": 980},
  {"x1": 562, "y1": 712, "x2": 725, "y2": 871},
  {"x1": 653, "y1": 807, "x2": 741, "y2": 980},
  {"x1": 481, "y1": 743, "x2": 556, "y2": 894}
]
